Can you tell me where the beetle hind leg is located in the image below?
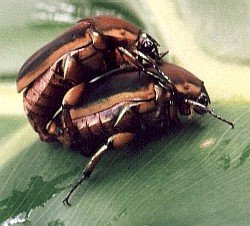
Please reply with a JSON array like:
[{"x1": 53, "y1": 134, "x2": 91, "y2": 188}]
[{"x1": 63, "y1": 132, "x2": 135, "y2": 206}]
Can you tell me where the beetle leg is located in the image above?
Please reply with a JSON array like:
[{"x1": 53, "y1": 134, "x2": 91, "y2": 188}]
[
  {"x1": 62, "y1": 83, "x2": 85, "y2": 123},
  {"x1": 131, "y1": 48, "x2": 173, "y2": 86},
  {"x1": 62, "y1": 83, "x2": 85, "y2": 107},
  {"x1": 117, "y1": 46, "x2": 173, "y2": 89},
  {"x1": 60, "y1": 84, "x2": 85, "y2": 148},
  {"x1": 117, "y1": 46, "x2": 141, "y2": 68},
  {"x1": 114, "y1": 103, "x2": 140, "y2": 127},
  {"x1": 114, "y1": 106, "x2": 131, "y2": 127},
  {"x1": 61, "y1": 107, "x2": 77, "y2": 146},
  {"x1": 62, "y1": 54, "x2": 85, "y2": 85},
  {"x1": 63, "y1": 132, "x2": 135, "y2": 206},
  {"x1": 89, "y1": 66, "x2": 130, "y2": 83},
  {"x1": 117, "y1": 47, "x2": 159, "y2": 82}
]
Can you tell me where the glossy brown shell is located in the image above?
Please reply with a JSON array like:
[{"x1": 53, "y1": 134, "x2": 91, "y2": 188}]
[
  {"x1": 160, "y1": 62, "x2": 203, "y2": 97},
  {"x1": 69, "y1": 62, "x2": 204, "y2": 120},
  {"x1": 16, "y1": 16, "x2": 140, "y2": 92},
  {"x1": 69, "y1": 69, "x2": 155, "y2": 120}
]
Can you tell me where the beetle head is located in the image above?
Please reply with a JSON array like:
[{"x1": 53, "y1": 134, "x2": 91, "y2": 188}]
[
  {"x1": 149, "y1": 62, "x2": 234, "y2": 128},
  {"x1": 182, "y1": 85, "x2": 234, "y2": 128},
  {"x1": 137, "y1": 33, "x2": 161, "y2": 61},
  {"x1": 192, "y1": 86, "x2": 210, "y2": 114},
  {"x1": 162, "y1": 68, "x2": 234, "y2": 129},
  {"x1": 168, "y1": 80, "x2": 208, "y2": 116}
]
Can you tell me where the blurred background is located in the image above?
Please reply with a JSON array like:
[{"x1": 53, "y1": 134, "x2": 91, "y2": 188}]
[
  {"x1": 0, "y1": 0, "x2": 249, "y2": 115},
  {"x1": 0, "y1": 1, "x2": 249, "y2": 225}
]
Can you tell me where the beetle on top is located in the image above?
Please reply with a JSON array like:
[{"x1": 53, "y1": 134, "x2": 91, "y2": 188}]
[{"x1": 17, "y1": 15, "x2": 169, "y2": 142}]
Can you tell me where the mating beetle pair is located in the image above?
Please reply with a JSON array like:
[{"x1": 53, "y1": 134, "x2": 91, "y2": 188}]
[{"x1": 16, "y1": 16, "x2": 234, "y2": 205}]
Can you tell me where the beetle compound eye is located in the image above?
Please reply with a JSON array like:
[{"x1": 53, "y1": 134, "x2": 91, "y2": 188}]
[{"x1": 197, "y1": 93, "x2": 209, "y2": 106}]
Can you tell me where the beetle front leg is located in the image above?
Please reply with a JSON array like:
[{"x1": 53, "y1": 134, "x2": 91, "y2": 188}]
[
  {"x1": 63, "y1": 132, "x2": 135, "y2": 206},
  {"x1": 117, "y1": 46, "x2": 173, "y2": 89}
]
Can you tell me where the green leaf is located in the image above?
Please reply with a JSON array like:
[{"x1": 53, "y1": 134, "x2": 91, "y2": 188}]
[
  {"x1": 1, "y1": 1, "x2": 249, "y2": 225},
  {"x1": 1, "y1": 105, "x2": 250, "y2": 225}
]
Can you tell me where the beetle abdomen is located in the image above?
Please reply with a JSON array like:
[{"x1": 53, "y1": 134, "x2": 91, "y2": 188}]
[
  {"x1": 72, "y1": 101, "x2": 142, "y2": 148},
  {"x1": 74, "y1": 102, "x2": 122, "y2": 138},
  {"x1": 23, "y1": 68, "x2": 71, "y2": 139}
]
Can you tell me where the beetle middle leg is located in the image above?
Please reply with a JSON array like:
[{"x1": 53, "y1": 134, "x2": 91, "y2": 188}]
[{"x1": 63, "y1": 132, "x2": 135, "y2": 206}]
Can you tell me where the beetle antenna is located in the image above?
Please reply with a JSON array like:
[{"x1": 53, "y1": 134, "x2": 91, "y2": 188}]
[
  {"x1": 185, "y1": 99, "x2": 235, "y2": 128},
  {"x1": 159, "y1": 50, "x2": 169, "y2": 59}
]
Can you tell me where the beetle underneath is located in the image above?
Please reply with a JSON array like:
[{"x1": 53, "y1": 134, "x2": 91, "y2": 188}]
[{"x1": 47, "y1": 62, "x2": 234, "y2": 205}]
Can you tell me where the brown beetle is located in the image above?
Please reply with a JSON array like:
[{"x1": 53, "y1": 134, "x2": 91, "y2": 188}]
[
  {"x1": 16, "y1": 15, "x2": 169, "y2": 141},
  {"x1": 47, "y1": 62, "x2": 234, "y2": 205}
]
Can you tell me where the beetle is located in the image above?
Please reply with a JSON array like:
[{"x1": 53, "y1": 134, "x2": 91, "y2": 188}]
[
  {"x1": 47, "y1": 62, "x2": 234, "y2": 205},
  {"x1": 16, "y1": 15, "x2": 169, "y2": 141}
]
